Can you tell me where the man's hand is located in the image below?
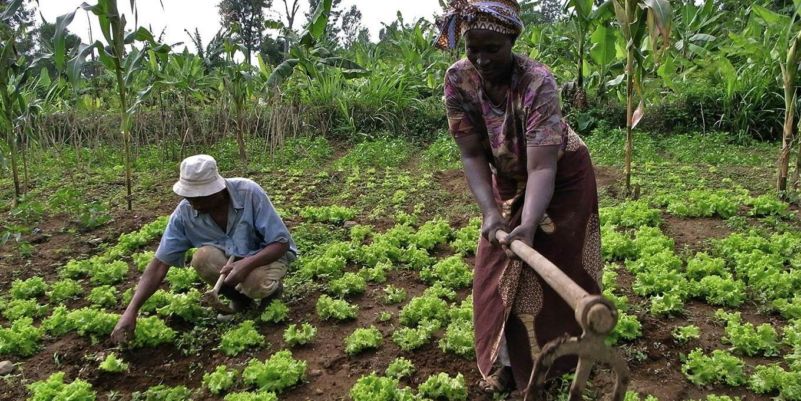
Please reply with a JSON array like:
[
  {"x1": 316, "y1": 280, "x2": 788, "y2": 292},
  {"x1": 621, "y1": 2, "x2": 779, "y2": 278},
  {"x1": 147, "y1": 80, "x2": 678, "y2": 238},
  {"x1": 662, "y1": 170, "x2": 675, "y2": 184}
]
[
  {"x1": 222, "y1": 259, "x2": 251, "y2": 286},
  {"x1": 111, "y1": 311, "x2": 137, "y2": 345}
]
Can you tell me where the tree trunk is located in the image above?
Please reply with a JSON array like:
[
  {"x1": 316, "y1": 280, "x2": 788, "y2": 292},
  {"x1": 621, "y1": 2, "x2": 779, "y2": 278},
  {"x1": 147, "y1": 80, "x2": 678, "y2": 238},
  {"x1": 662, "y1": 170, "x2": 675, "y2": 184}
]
[{"x1": 282, "y1": 0, "x2": 300, "y2": 56}]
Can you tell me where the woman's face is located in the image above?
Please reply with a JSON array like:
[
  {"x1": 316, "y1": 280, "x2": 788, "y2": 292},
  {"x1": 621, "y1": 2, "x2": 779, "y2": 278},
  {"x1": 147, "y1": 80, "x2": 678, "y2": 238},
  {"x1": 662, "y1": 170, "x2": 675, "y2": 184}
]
[{"x1": 465, "y1": 29, "x2": 514, "y2": 83}]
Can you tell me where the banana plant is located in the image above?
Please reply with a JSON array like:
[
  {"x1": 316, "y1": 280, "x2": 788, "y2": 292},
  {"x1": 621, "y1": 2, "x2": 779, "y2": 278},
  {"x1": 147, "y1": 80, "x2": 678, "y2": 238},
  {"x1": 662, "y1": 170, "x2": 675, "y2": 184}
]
[
  {"x1": 221, "y1": 37, "x2": 254, "y2": 167},
  {"x1": 673, "y1": 0, "x2": 722, "y2": 65},
  {"x1": 611, "y1": 0, "x2": 672, "y2": 194},
  {"x1": 565, "y1": 0, "x2": 607, "y2": 108},
  {"x1": 79, "y1": 0, "x2": 169, "y2": 211},
  {"x1": 267, "y1": 0, "x2": 367, "y2": 88}
]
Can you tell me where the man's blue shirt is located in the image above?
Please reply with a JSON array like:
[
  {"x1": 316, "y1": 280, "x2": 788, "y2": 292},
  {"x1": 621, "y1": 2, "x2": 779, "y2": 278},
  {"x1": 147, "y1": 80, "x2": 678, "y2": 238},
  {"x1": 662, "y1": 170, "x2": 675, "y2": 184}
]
[{"x1": 155, "y1": 178, "x2": 297, "y2": 267}]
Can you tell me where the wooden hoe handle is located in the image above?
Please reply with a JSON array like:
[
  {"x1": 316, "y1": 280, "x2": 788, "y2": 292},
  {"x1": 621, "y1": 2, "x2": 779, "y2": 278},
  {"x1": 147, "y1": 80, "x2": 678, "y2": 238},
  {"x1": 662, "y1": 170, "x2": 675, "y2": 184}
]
[
  {"x1": 495, "y1": 230, "x2": 616, "y2": 335},
  {"x1": 495, "y1": 230, "x2": 588, "y2": 310},
  {"x1": 212, "y1": 255, "x2": 236, "y2": 294}
]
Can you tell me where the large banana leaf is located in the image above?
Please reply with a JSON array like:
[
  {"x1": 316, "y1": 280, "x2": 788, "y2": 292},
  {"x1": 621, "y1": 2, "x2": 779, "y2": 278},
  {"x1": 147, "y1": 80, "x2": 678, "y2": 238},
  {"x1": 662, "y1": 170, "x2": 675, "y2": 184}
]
[
  {"x1": 267, "y1": 59, "x2": 299, "y2": 88},
  {"x1": 751, "y1": 5, "x2": 790, "y2": 27},
  {"x1": 567, "y1": 0, "x2": 594, "y2": 22},
  {"x1": 53, "y1": 9, "x2": 78, "y2": 71},
  {"x1": 590, "y1": 25, "x2": 618, "y2": 66},
  {"x1": 0, "y1": 0, "x2": 23, "y2": 23},
  {"x1": 300, "y1": 0, "x2": 332, "y2": 47},
  {"x1": 643, "y1": 0, "x2": 672, "y2": 59}
]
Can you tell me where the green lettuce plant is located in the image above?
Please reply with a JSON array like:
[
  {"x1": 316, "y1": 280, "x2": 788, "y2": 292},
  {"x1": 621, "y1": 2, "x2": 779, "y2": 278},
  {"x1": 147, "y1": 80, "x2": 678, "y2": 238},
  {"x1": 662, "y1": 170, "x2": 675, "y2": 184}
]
[
  {"x1": 345, "y1": 326, "x2": 383, "y2": 355},
  {"x1": 242, "y1": 350, "x2": 306, "y2": 393},
  {"x1": 220, "y1": 320, "x2": 264, "y2": 356},
  {"x1": 283, "y1": 323, "x2": 316, "y2": 347}
]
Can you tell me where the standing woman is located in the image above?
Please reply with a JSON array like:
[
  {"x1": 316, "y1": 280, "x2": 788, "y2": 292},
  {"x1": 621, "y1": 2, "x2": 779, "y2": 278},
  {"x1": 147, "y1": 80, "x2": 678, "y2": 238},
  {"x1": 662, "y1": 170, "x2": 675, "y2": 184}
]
[{"x1": 436, "y1": 0, "x2": 603, "y2": 395}]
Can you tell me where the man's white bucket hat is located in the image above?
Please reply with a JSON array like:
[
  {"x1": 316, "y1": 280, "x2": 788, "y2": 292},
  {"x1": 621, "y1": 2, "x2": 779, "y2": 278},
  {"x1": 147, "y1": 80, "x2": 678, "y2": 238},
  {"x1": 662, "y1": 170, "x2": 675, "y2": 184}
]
[{"x1": 172, "y1": 155, "x2": 226, "y2": 197}]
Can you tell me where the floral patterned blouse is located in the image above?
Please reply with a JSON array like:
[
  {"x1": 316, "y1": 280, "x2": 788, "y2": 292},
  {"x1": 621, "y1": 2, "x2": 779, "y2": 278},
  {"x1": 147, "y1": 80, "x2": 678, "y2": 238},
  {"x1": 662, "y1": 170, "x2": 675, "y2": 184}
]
[{"x1": 444, "y1": 54, "x2": 570, "y2": 200}]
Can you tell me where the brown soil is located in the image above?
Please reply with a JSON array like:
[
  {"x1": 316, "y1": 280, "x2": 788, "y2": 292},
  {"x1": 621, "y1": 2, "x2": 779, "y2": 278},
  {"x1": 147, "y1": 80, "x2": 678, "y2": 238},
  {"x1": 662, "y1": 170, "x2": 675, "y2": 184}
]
[{"x1": 661, "y1": 215, "x2": 732, "y2": 253}]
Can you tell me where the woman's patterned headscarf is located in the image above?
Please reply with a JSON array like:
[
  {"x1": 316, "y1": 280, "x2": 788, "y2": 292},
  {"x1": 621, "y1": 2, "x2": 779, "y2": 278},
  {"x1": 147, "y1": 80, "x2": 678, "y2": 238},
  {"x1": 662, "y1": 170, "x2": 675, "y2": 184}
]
[{"x1": 435, "y1": 0, "x2": 524, "y2": 49}]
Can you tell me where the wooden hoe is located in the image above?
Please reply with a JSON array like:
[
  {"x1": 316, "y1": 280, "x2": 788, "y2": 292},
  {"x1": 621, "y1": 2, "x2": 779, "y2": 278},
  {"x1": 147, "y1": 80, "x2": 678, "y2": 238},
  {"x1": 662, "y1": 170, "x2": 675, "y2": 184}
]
[
  {"x1": 495, "y1": 230, "x2": 630, "y2": 401},
  {"x1": 203, "y1": 255, "x2": 235, "y2": 314}
]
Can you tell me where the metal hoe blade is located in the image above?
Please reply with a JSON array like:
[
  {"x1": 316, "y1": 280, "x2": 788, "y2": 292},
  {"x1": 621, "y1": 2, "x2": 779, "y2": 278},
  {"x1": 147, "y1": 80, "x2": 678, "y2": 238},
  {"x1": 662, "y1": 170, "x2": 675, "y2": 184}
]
[{"x1": 525, "y1": 322, "x2": 630, "y2": 401}]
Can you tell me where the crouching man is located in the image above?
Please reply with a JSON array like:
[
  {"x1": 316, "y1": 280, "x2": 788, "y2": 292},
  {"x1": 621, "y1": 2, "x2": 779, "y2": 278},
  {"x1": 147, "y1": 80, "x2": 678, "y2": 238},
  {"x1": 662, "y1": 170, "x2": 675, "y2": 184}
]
[{"x1": 111, "y1": 154, "x2": 297, "y2": 344}]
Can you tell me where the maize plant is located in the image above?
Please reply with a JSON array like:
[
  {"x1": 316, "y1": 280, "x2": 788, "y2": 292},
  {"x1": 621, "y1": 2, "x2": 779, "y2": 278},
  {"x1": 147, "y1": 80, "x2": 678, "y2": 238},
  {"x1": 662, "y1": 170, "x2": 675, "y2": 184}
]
[{"x1": 611, "y1": 0, "x2": 672, "y2": 193}]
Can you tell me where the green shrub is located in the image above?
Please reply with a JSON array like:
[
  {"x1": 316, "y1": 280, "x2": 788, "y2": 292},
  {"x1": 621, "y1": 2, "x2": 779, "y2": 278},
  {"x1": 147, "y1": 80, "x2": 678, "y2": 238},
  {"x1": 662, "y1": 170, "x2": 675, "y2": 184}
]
[
  {"x1": 223, "y1": 392, "x2": 278, "y2": 401},
  {"x1": 607, "y1": 313, "x2": 642, "y2": 345},
  {"x1": 131, "y1": 384, "x2": 191, "y2": 401},
  {"x1": 47, "y1": 279, "x2": 83, "y2": 303},
  {"x1": 335, "y1": 138, "x2": 413, "y2": 169},
  {"x1": 382, "y1": 285, "x2": 407, "y2": 305},
  {"x1": 420, "y1": 255, "x2": 472, "y2": 289},
  {"x1": 269, "y1": 136, "x2": 333, "y2": 170},
  {"x1": 220, "y1": 320, "x2": 264, "y2": 356},
  {"x1": 156, "y1": 289, "x2": 206, "y2": 321},
  {"x1": 300, "y1": 205, "x2": 357, "y2": 224},
  {"x1": 132, "y1": 316, "x2": 176, "y2": 348},
  {"x1": 418, "y1": 373, "x2": 468, "y2": 401},
  {"x1": 99, "y1": 353, "x2": 129, "y2": 373},
  {"x1": 411, "y1": 218, "x2": 452, "y2": 250},
  {"x1": 89, "y1": 260, "x2": 129, "y2": 285},
  {"x1": 27, "y1": 372, "x2": 96, "y2": 401},
  {"x1": 165, "y1": 268, "x2": 200, "y2": 292},
  {"x1": 685, "y1": 253, "x2": 727, "y2": 281},
  {"x1": 283, "y1": 323, "x2": 316, "y2": 347},
  {"x1": 260, "y1": 300, "x2": 289, "y2": 324},
  {"x1": 722, "y1": 319, "x2": 780, "y2": 357},
  {"x1": 451, "y1": 218, "x2": 480, "y2": 255},
  {"x1": 87, "y1": 285, "x2": 118, "y2": 308},
  {"x1": 600, "y1": 201, "x2": 661, "y2": 228},
  {"x1": 328, "y1": 272, "x2": 367, "y2": 298},
  {"x1": 203, "y1": 365, "x2": 238, "y2": 395},
  {"x1": 749, "y1": 194, "x2": 789, "y2": 217},
  {"x1": 349, "y1": 373, "x2": 415, "y2": 401},
  {"x1": 385, "y1": 357, "x2": 415, "y2": 380},
  {"x1": 682, "y1": 349, "x2": 746, "y2": 386},
  {"x1": 1, "y1": 298, "x2": 47, "y2": 321},
  {"x1": 0, "y1": 317, "x2": 42, "y2": 357},
  {"x1": 316, "y1": 295, "x2": 358, "y2": 321},
  {"x1": 242, "y1": 350, "x2": 306, "y2": 393},
  {"x1": 344, "y1": 326, "x2": 383, "y2": 355},
  {"x1": 672, "y1": 325, "x2": 701, "y2": 344},
  {"x1": 10, "y1": 277, "x2": 47, "y2": 299},
  {"x1": 421, "y1": 134, "x2": 460, "y2": 171},
  {"x1": 392, "y1": 320, "x2": 439, "y2": 351},
  {"x1": 439, "y1": 318, "x2": 474, "y2": 357},
  {"x1": 601, "y1": 225, "x2": 636, "y2": 261},
  {"x1": 132, "y1": 250, "x2": 155, "y2": 272},
  {"x1": 399, "y1": 295, "x2": 449, "y2": 327}
]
